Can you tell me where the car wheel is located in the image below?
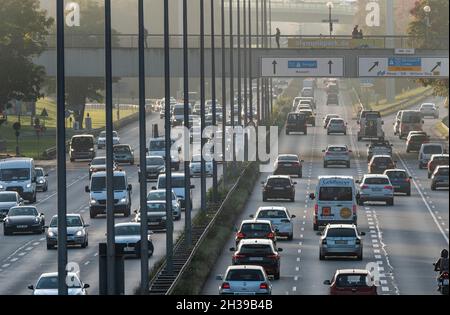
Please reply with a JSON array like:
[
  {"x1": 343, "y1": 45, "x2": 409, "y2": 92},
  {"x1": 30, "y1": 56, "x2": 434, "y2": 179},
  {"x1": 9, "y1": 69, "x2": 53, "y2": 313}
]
[
  {"x1": 298, "y1": 172, "x2": 302, "y2": 178},
  {"x1": 319, "y1": 251, "x2": 325, "y2": 261},
  {"x1": 3, "y1": 228, "x2": 11, "y2": 236},
  {"x1": 327, "y1": 132, "x2": 330, "y2": 135},
  {"x1": 304, "y1": 130, "x2": 307, "y2": 135},
  {"x1": 81, "y1": 241, "x2": 87, "y2": 249},
  {"x1": 357, "y1": 252, "x2": 363, "y2": 261},
  {"x1": 387, "y1": 198, "x2": 394, "y2": 206},
  {"x1": 90, "y1": 211, "x2": 97, "y2": 219},
  {"x1": 46, "y1": 244, "x2": 54, "y2": 250},
  {"x1": 123, "y1": 208, "x2": 131, "y2": 217},
  {"x1": 31, "y1": 193, "x2": 37, "y2": 203},
  {"x1": 290, "y1": 197, "x2": 295, "y2": 202},
  {"x1": 274, "y1": 271, "x2": 280, "y2": 280},
  {"x1": 287, "y1": 234, "x2": 293, "y2": 241},
  {"x1": 148, "y1": 242, "x2": 154, "y2": 257},
  {"x1": 323, "y1": 162, "x2": 327, "y2": 168},
  {"x1": 130, "y1": 160, "x2": 135, "y2": 165},
  {"x1": 357, "y1": 199, "x2": 364, "y2": 206},
  {"x1": 431, "y1": 184, "x2": 436, "y2": 191},
  {"x1": 346, "y1": 162, "x2": 351, "y2": 168},
  {"x1": 286, "y1": 130, "x2": 289, "y2": 135},
  {"x1": 313, "y1": 223, "x2": 318, "y2": 231},
  {"x1": 263, "y1": 195, "x2": 267, "y2": 202},
  {"x1": 428, "y1": 172, "x2": 431, "y2": 179},
  {"x1": 70, "y1": 158, "x2": 75, "y2": 162},
  {"x1": 407, "y1": 190, "x2": 411, "y2": 196}
]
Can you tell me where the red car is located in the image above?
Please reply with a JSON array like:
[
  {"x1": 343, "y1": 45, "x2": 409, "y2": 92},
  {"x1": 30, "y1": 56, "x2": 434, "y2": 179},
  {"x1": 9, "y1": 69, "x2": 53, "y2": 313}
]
[{"x1": 323, "y1": 269, "x2": 378, "y2": 295}]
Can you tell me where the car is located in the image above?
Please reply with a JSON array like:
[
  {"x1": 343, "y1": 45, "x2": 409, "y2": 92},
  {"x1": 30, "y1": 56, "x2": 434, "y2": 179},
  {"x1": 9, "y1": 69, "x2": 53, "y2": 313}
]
[
  {"x1": 384, "y1": 169, "x2": 412, "y2": 196},
  {"x1": 273, "y1": 154, "x2": 303, "y2": 178},
  {"x1": 357, "y1": 111, "x2": 385, "y2": 141},
  {"x1": 366, "y1": 141, "x2": 392, "y2": 162},
  {"x1": 229, "y1": 239, "x2": 283, "y2": 279},
  {"x1": 418, "y1": 143, "x2": 446, "y2": 169},
  {"x1": 297, "y1": 97, "x2": 316, "y2": 109},
  {"x1": 114, "y1": 222, "x2": 154, "y2": 258},
  {"x1": 406, "y1": 133, "x2": 429, "y2": 153},
  {"x1": 356, "y1": 174, "x2": 394, "y2": 206},
  {"x1": 148, "y1": 137, "x2": 180, "y2": 171},
  {"x1": 319, "y1": 224, "x2": 365, "y2": 260},
  {"x1": 146, "y1": 189, "x2": 181, "y2": 220},
  {"x1": 113, "y1": 144, "x2": 135, "y2": 165},
  {"x1": 301, "y1": 87, "x2": 314, "y2": 98},
  {"x1": 154, "y1": 173, "x2": 194, "y2": 210},
  {"x1": 327, "y1": 118, "x2": 347, "y2": 135},
  {"x1": 428, "y1": 154, "x2": 449, "y2": 178},
  {"x1": 97, "y1": 130, "x2": 120, "y2": 149},
  {"x1": 285, "y1": 112, "x2": 307, "y2": 135},
  {"x1": 138, "y1": 156, "x2": 166, "y2": 182},
  {"x1": 368, "y1": 155, "x2": 396, "y2": 174},
  {"x1": 251, "y1": 206, "x2": 295, "y2": 240},
  {"x1": 261, "y1": 175, "x2": 296, "y2": 202},
  {"x1": 88, "y1": 157, "x2": 118, "y2": 178},
  {"x1": 326, "y1": 83, "x2": 339, "y2": 94},
  {"x1": 393, "y1": 110, "x2": 404, "y2": 135},
  {"x1": 398, "y1": 110, "x2": 423, "y2": 139},
  {"x1": 235, "y1": 219, "x2": 277, "y2": 246},
  {"x1": 217, "y1": 265, "x2": 272, "y2": 295},
  {"x1": 0, "y1": 157, "x2": 37, "y2": 202},
  {"x1": 3, "y1": 206, "x2": 45, "y2": 235},
  {"x1": 323, "y1": 114, "x2": 340, "y2": 128},
  {"x1": 171, "y1": 103, "x2": 192, "y2": 126},
  {"x1": 326, "y1": 93, "x2": 339, "y2": 106},
  {"x1": 323, "y1": 145, "x2": 352, "y2": 168},
  {"x1": 45, "y1": 214, "x2": 89, "y2": 249},
  {"x1": 86, "y1": 171, "x2": 132, "y2": 218},
  {"x1": 298, "y1": 109, "x2": 315, "y2": 126},
  {"x1": 323, "y1": 269, "x2": 378, "y2": 295},
  {"x1": 0, "y1": 191, "x2": 23, "y2": 220},
  {"x1": 431, "y1": 165, "x2": 449, "y2": 190},
  {"x1": 190, "y1": 154, "x2": 213, "y2": 177},
  {"x1": 69, "y1": 135, "x2": 95, "y2": 162},
  {"x1": 296, "y1": 104, "x2": 312, "y2": 112},
  {"x1": 28, "y1": 272, "x2": 90, "y2": 295},
  {"x1": 419, "y1": 103, "x2": 439, "y2": 118},
  {"x1": 35, "y1": 167, "x2": 48, "y2": 192}
]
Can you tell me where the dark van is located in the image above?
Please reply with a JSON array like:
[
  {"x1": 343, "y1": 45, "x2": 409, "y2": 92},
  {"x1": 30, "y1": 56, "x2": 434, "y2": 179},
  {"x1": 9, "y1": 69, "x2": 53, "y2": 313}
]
[
  {"x1": 69, "y1": 135, "x2": 96, "y2": 162},
  {"x1": 286, "y1": 112, "x2": 307, "y2": 135}
]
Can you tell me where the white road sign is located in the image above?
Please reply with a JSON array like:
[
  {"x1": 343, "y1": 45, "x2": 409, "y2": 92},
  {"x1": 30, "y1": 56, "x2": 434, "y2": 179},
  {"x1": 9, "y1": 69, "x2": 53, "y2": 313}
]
[
  {"x1": 359, "y1": 57, "x2": 449, "y2": 78},
  {"x1": 261, "y1": 58, "x2": 344, "y2": 77}
]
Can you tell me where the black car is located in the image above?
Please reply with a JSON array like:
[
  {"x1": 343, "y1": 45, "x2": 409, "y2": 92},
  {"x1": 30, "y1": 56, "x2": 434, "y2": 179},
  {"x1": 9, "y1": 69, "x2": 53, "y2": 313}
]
[
  {"x1": 384, "y1": 169, "x2": 412, "y2": 196},
  {"x1": 406, "y1": 134, "x2": 429, "y2": 153},
  {"x1": 286, "y1": 112, "x2": 307, "y2": 135},
  {"x1": 367, "y1": 141, "x2": 393, "y2": 162},
  {"x1": 3, "y1": 206, "x2": 45, "y2": 235},
  {"x1": 431, "y1": 166, "x2": 449, "y2": 190},
  {"x1": 299, "y1": 109, "x2": 315, "y2": 126},
  {"x1": 235, "y1": 220, "x2": 277, "y2": 246},
  {"x1": 274, "y1": 154, "x2": 303, "y2": 178},
  {"x1": 262, "y1": 176, "x2": 296, "y2": 202},
  {"x1": 369, "y1": 155, "x2": 396, "y2": 174},
  {"x1": 230, "y1": 239, "x2": 283, "y2": 280},
  {"x1": 138, "y1": 156, "x2": 166, "y2": 181}
]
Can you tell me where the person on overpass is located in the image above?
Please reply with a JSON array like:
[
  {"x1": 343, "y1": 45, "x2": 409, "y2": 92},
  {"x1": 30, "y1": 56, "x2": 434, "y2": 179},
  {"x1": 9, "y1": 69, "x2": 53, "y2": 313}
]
[
  {"x1": 144, "y1": 27, "x2": 149, "y2": 48},
  {"x1": 352, "y1": 25, "x2": 359, "y2": 39},
  {"x1": 275, "y1": 28, "x2": 281, "y2": 48}
]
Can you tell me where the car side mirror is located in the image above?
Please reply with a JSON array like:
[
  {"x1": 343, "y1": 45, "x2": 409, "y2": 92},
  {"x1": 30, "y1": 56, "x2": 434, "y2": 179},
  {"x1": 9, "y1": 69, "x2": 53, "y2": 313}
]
[
  {"x1": 84, "y1": 224, "x2": 90, "y2": 228},
  {"x1": 277, "y1": 248, "x2": 283, "y2": 252},
  {"x1": 85, "y1": 186, "x2": 90, "y2": 193},
  {"x1": 27, "y1": 285, "x2": 34, "y2": 290},
  {"x1": 261, "y1": 181, "x2": 265, "y2": 185},
  {"x1": 190, "y1": 185, "x2": 195, "y2": 189},
  {"x1": 293, "y1": 182, "x2": 297, "y2": 185},
  {"x1": 83, "y1": 283, "x2": 90, "y2": 289},
  {"x1": 300, "y1": 160, "x2": 304, "y2": 163},
  {"x1": 134, "y1": 209, "x2": 138, "y2": 214},
  {"x1": 151, "y1": 187, "x2": 157, "y2": 190},
  {"x1": 291, "y1": 215, "x2": 296, "y2": 218},
  {"x1": 322, "y1": 150, "x2": 325, "y2": 153},
  {"x1": 360, "y1": 232, "x2": 366, "y2": 236},
  {"x1": 45, "y1": 174, "x2": 49, "y2": 177},
  {"x1": 309, "y1": 193, "x2": 315, "y2": 200},
  {"x1": 40, "y1": 213, "x2": 45, "y2": 216},
  {"x1": 366, "y1": 144, "x2": 369, "y2": 147},
  {"x1": 44, "y1": 226, "x2": 49, "y2": 229},
  {"x1": 249, "y1": 214, "x2": 254, "y2": 218},
  {"x1": 323, "y1": 280, "x2": 331, "y2": 286},
  {"x1": 355, "y1": 180, "x2": 361, "y2": 184},
  {"x1": 229, "y1": 247, "x2": 236, "y2": 252},
  {"x1": 216, "y1": 275, "x2": 223, "y2": 281},
  {"x1": 349, "y1": 150, "x2": 353, "y2": 153},
  {"x1": 316, "y1": 232, "x2": 322, "y2": 236}
]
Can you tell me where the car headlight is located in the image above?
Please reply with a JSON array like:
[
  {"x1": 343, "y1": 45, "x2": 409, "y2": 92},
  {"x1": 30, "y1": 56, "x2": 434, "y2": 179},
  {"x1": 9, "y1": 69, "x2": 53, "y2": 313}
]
[
  {"x1": 162, "y1": 216, "x2": 167, "y2": 221},
  {"x1": 26, "y1": 183, "x2": 32, "y2": 188},
  {"x1": 38, "y1": 180, "x2": 44, "y2": 184},
  {"x1": 119, "y1": 198, "x2": 127, "y2": 204},
  {"x1": 48, "y1": 231, "x2": 55, "y2": 237},
  {"x1": 0, "y1": 185, "x2": 3, "y2": 190},
  {"x1": 34, "y1": 217, "x2": 40, "y2": 223},
  {"x1": 4, "y1": 218, "x2": 9, "y2": 224},
  {"x1": 70, "y1": 148, "x2": 74, "y2": 152},
  {"x1": 90, "y1": 199, "x2": 97, "y2": 205},
  {"x1": 89, "y1": 148, "x2": 94, "y2": 151},
  {"x1": 75, "y1": 230, "x2": 84, "y2": 237}
]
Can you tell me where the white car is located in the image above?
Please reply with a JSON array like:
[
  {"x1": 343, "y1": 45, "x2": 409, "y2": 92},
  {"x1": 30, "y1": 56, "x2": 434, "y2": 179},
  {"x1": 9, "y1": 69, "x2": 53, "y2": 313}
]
[
  {"x1": 323, "y1": 145, "x2": 352, "y2": 168},
  {"x1": 356, "y1": 174, "x2": 394, "y2": 206},
  {"x1": 189, "y1": 154, "x2": 213, "y2": 177},
  {"x1": 252, "y1": 206, "x2": 295, "y2": 240},
  {"x1": 418, "y1": 143, "x2": 446, "y2": 169},
  {"x1": 97, "y1": 131, "x2": 120, "y2": 149},
  {"x1": 319, "y1": 224, "x2": 365, "y2": 260},
  {"x1": 327, "y1": 118, "x2": 347, "y2": 135},
  {"x1": 217, "y1": 265, "x2": 272, "y2": 295},
  {"x1": 419, "y1": 103, "x2": 439, "y2": 118},
  {"x1": 28, "y1": 272, "x2": 89, "y2": 295}
]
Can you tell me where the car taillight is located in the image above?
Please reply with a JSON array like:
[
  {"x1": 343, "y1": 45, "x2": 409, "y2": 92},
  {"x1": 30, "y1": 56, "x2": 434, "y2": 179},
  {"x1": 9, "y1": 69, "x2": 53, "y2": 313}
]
[
  {"x1": 260, "y1": 283, "x2": 269, "y2": 290},
  {"x1": 233, "y1": 254, "x2": 245, "y2": 259},
  {"x1": 267, "y1": 232, "x2": 275, "y2": 238},
  {"x1": 384, "y1": 186, "x2": 393, "y2": 190},
  {"x1": 292, "y1": 162, "x2": 300, "y2": 166},
  {"x1": 322, "y1": 239, "x2": 327, "y2": 245},
  {"x1": 314, "y1": 204, "x2": 318, "y2": 215},
  {"x1": 361, "y1": 185, "x2": 369, "y2": 189},
  {"x1": 222, "y1": 282, "x2": 230, "y2": 289},
  {"x1": 356, "y1": 239, "x2": 361, "y2": 245},
  {"x1": 406, "y1": 177, "x2": 411, "y2": 182},
  {"x1": 267, "y1": 254, "x2": 279, "y2": 260},
  {"x1": 353, "y1": 205, "x2": 357, "y2": 214},
  {"x1": 236, "y1": 232, "x2": 245, "y2": 239}
]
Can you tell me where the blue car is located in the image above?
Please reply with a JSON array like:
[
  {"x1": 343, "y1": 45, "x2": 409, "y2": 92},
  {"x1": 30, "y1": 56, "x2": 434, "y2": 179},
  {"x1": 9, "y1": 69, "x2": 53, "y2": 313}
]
[{"x1": 384, "y1": 169, "x2": 412, "y2": 196}]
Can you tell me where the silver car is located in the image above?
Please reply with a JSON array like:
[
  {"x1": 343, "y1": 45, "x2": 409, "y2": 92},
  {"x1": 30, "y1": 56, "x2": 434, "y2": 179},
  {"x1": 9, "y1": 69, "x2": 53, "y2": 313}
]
[
  {"x1": 28, "y1": 272, "x2": 89, "y2": 295},
  {"x1": 114, "y1": 222, "x2": 154, "y2": 258},
  {"x1": 147, "y1": 189, "x2": 181, "y2": 220},
  {"x1": 46, "y1": 214, "x2": 89, "y2": 249},
  {"x1": 0, "y1": 191, "x2": 22, "y2": 220},
  {"x1": 252, "y1": 206, "x2": 295, "y2": 240},
  {"x1": 327, "y1": 118, "x2": 347, "y2": 135},
  {"x1": 323, "y1": 145, "x2": 352, "y2": 168},
  {"x1": 356, "y1": 174, "x2": 394, "y2": 206},
  {"x1": 419, "y1": 103, "x2": 439, "y2": 118},
  {"x1": 217, "y1": 265, "x2": 272, "y2": 295},
  {"x1": 319, "y1": 224, "x2": 365, "y2": 260},
  {"x1": 190, "y1": 154, "x2": 213, "y2": 177},
  {"x1": 35, "y1": 167, "x2": 48, "y2": 192}
]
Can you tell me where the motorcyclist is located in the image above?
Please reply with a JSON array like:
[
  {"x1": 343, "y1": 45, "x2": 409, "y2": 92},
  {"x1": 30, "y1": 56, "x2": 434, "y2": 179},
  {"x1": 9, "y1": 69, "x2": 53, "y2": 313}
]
[{"x1": 434, "y1": 249, "x2": 449, "y2": 291}]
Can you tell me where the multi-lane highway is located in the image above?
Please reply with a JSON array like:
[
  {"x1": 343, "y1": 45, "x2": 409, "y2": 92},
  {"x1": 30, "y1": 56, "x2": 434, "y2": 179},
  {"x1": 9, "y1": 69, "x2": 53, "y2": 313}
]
[
  {"x1": 0, "y1": 112, "x2": 223, "y2": 295},
  {"x1": 203, "y1": 83, "x2": 448, "y2": 295}
]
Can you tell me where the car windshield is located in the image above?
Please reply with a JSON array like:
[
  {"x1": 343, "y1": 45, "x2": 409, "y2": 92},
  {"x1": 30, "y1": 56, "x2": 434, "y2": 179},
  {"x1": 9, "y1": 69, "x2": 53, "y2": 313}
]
[
  {"x1": 91, "y1": 175, "x2": 126, "y2": 191},
  {"x1": 365, "y1": 177, "x2": 390, "y2": 185},
  {"x1": 0, "y1": 193, "x2": 17, "y2": 202},
  {"x1": 115, "y1": 225, "x2": 140, "y2": 236},
  {"x1": 71, "y1": 137, "x2": 93, "y2": 149},
  {"x1": 434, "y1": 157, "x2": 449, "y2": 163},
  {"x1": 239, "y1": 245, "x2": 273, "y2": 255},
  {"x1": 50, "y1": 216, "x2": 82, "y2": 227},
  {"x1": 373, "y1": 157, "x2": 393, "y2": 164},
  {"x1": 147, "y1": 157, "x2": 164, "y2": 165},
  {"x1": 423, "y1": 146, "x2": 443, "y2": 154},
  {"x1": 147, "y1": 202, "x2": 167, "y2": 212},
  {"x1": 386, "y1": 172, "x2": 407, "y2": 179},
  {"x1": 173, "y1": 107, "x2": 190, "y2": 115},
  {"x1": 257, "y1": 210, "x2": 288, "y2": 219},
  {"x1": 288, "y1": 113, "x2": 305, "y2": 123},
  {"x1": 99, "y1": 131, "x2": 117, "y2": 138},
  {"x1": 335, "y1": 274, "x2": 370, "y2": 288},
  {"x1": 0, "y1": 168, "x2": 30, "y2": 181},
  {"x1": 8, "y1": 207, "x2": 37, "y2": 216},
  {"x1": 91, "y1": 158, "x2": 106, "y2": 165},
  {"x1": 149, "y1": 140, "x2": 165, "y2": 151},
  {"x1": 158, "y1": 177, "x2": 185, "y2": 188},
  {"x1": 410, "y1": 135, "x2": 428, "y2": 142},
  {"x1": 241, "y1": 223, "x2": 271, "y2": 233},
  {"x1": 226, "y1": 269, "x2": 265, "y2": 281},
  {"x1": 330, "y1": 120, "x2": 344, "y2": 124},
  {"x1": 328, "y1": 146, "x2": 347, "y2": 152},
  {"x1": 326, "y1": 228, "x2": 356, "y2": 238},
  {"x1": 37, "y1": 275, "x2": 81, "y2": 289},
  {"x1": 402, "y1": 113, "x2": 422, "y2": 123},
  {"x1": 114, "y1": 146, "x2": 130, "y2": 153},
  {"x1": 437, "y1": 168, "x2": 449, "y2": 176},
  {"x1": 35, "y1": 169, "x2": 44, "y2": 177},
  {"x1": 278, "y1": 156, "x2": 297, "y2": 162},
  {"x1": 319, "y1": 187, "x2": 353, "y2": 201},
  {"x1": 267, "y1": 178, "x2": 291, "y2": 186},
  {"x1": 147, "y1": 191, "x2": 175, "y2": 201}
]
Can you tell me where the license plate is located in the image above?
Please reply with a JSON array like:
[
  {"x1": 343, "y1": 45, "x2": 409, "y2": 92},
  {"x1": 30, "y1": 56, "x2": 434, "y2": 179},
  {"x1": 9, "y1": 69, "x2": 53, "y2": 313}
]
[
  {"x1": 372, "y1": 188, "x2": 382, "y2": 192},
  {"x1": 249, "y1": 257, "x2": 264, "y2": 262},
  {"x1": 274, "y1": 187, "x2": 284, "y2": 190},
  {"x1": 17, "y1": 225, "x2": 27, "y2": 229},
  {"x1": 235, "y1": 292, "x2": 255, "y2": 295},
  {"x1": 124, "y1": 247, "x2": 134, "y2": 252},
  {"x1": 322, "y1": 208, "x2": 331, "y2": 216},
  {"x1": 335, "y1": 240, "x2": 348, "y2": 245},
  {"x1": 149, "y1": 222, "x2": 159, "y2": 226},
  {"x1": 283, "y1": 164, "x2": 292, "y2": 167},
  {"x1": 443, "y1": 279, "x2": 449, "y2": 285}
]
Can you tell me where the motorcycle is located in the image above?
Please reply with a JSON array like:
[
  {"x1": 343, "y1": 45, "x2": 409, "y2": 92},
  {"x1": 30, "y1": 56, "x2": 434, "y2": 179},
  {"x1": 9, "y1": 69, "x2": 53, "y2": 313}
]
[{"x1": 433, "y1": 263, "x2": 449, "y2": 295}]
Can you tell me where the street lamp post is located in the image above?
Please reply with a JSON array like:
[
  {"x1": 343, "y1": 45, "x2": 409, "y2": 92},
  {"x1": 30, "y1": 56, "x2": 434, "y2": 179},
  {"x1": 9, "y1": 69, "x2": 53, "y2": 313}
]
[
  {"x1": 326, "y1": 2, "x2": 334, "y2": 38},
  {"x1": 423, "y1": 5, "x2": 431, "y2": 47}
]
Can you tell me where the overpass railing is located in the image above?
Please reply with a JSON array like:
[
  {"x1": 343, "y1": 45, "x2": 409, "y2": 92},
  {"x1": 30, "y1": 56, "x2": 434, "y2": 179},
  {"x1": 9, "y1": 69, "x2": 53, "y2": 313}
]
[
  {"x1": 224, "y1": 0, "x2": 357, "y2": 14},
  {"x1": 44, "y1": 34, "x2": 449, "y2": 50}
]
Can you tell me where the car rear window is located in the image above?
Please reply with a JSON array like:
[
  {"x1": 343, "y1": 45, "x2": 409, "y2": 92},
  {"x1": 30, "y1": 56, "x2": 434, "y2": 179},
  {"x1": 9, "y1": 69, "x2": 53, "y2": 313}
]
[
  {"x1": 0, "y1": 193, "x2": 17, "y2": 202},
  {"x1": 423, "y1": 146, "x2": 443, "y2": 154},
  {"x1": 226, "y1": 269, "x2": 265, "y2": 281},
  {"x1": 267, "y1": 178, "x2": 291, "y2": 186},
  {"x1": 364, "y1": 177, "x2": 390, "y2": 185},
  {"x1": 410, "y1": 135, "x2": 428, "y2": 142},
  {"x1": 257, "y1": 210, "x2": 288, "y2": 219},
  {"x1": 335, "y1": 274, "x2": 370, "y2": 288},
  {"x1": 386, "y1": 171, "x2": 407, "y2": 179},
  {"x1": 239, "y1": 245, "x2": 273, "y2": 255},
  {"x1": 319, "y1": 187, "x2": 353, "y2": 201},
  {"x1": 328, "y1": 146, "x2": 347, "y2": 152},
  {"x1": 326, "y1": 228, "x2": 356, "y2": 238},
  {"x1": 437, "y1": 168, "x2": 449, "y2": 176},
  {"x1": 278, "y1": 156, "x2": 298, "y2": 162},
  {"x1": 373, "y1": 157, "x2": 393, "y2": 164},
  {"x1": 288, "y1": 113, "x2": 305, "y2": 123},
  {"x1": 241, "y1": 223, "x2": 271, "y2": 233}
]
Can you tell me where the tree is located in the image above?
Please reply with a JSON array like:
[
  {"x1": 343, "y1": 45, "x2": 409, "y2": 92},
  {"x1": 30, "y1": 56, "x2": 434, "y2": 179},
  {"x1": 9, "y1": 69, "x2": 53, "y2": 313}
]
[
  {"x1": 408, "y1": 0, "x2": 449, "y2": 96},
  {"x1": 0, "y1": 0, "x2": 53, "y2": 112}
]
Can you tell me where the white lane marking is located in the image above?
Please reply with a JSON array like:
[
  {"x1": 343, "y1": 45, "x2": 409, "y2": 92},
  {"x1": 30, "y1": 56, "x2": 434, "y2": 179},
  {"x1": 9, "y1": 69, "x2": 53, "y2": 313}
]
[
  {"x1": 84, "y1": 261, "x2": 90, "y2": 266},
  {"x1": 32, "y1": 242, "x2": 40, "y2": 246},
  {"x1": 396, "y1": 153, "x2": 449, "y2": 244},
  {"x1": 375, "y1": 255, "x2": 382, "y2": 259},
  {"x1": 39, "y1": 238, "x2": 45, "y2": 241},
  {"x1": 292, "y1": 287, "x2": 297, "y2": 292},
  {"x1": 380, "y1": 280, "x2": 387, "y2": 285},
  {"x1": 374, "y1": 249, "x2": 380, "y2": 254},
  {"x1": 294, "y1": 276, "x2": 298, "y2": 281},
  {"x1": 25, "y1": 247, "x2": 33, "y2": 251},
  {"x1": 2, "y1": 264, "x2": 10, "y2": 268},
  {"x1": 35, "y1": 174, "x2": 88, "y2": 205},
  {"x1": 295, "y1": 266, "x2": 299, "y2": 271},
  {"x1": 296, "y1": 257, "x2": 300, "y2": 262},
  {"x1": 10, "y1": 258, "x2": 18, "y2": 262},
  {"x1": 382, "y1": 287, "x2": 390, "y2": 292}
]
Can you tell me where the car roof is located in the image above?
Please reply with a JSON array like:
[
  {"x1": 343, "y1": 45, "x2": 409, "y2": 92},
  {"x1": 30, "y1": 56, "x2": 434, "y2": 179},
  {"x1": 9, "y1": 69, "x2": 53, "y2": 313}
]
[
  {"x1": 318, "y1": 175, "x2": 353, "y2": 180},
  {"x1": 39, "y1": 272, "x2": 79, "y2": 279},
  {"x1": 326, "y1": 224, "x2": 357, "y2": 229},
  {"x1": 267, "y1": 175, "x2": 291, "y2": 179},
  {"x1": 431, "y1": 154, "x2": 449, "y2": 158},
  {"x1": 335, "y1": 269, "x2": 370, "y2": 276},
  {"x1": 147, "y1": 200, "x2": 167, "y2": 204},
  {"x1": 158, "y1": 172, "x2": 185, "y2": 178},
  {"x1": 257, "y1": 206, "x2": 287, "y2": 212},
  {"x1": 51, "y1": 213, "x2": 81, "y2": 218},
  {"x1": 115, "y1": 222, "x2": 140, "y2": 227},
  {"x1": 241, "y1": 219, "x2": 272, "y2": 225},
  {"x1": 91, "y1": 170, "x2": 126, "y2": 177},
  {"x1": 327, "y1": 144, "x2": 348, "y2": 148},
  {"x1": 71, "y1": 134, "x2": 94, "y2": 138},
  {"x1": 239, "y1": 239, "x2": 274, "y2": 246},
  {"x1": 384, "y1": 169, "x2": 407, "y2": 173},
  {"x1": 226, "y1": 265, "x2": 265, "y2": 272},
  {"x1": 277, "y1": 154, "x2": 297, "y2": 158},
  {"x1": 371, "y1": 155, "x2": 392, "y2": 158},
  {"x1": 363, "y1": 174, "x2": 389, "y2": 179},
  {"x1": 0, "y1": 191, "x2": 18, "y2": 195},
  {"x1": 421, "y1": 143, "x2": 443, "y2": 147},
  {"x1": 436, "y1": 165, "x2": 449, "y2": 169}
]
